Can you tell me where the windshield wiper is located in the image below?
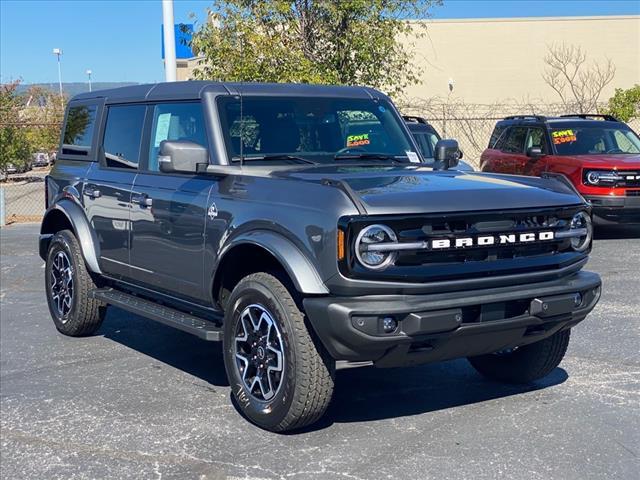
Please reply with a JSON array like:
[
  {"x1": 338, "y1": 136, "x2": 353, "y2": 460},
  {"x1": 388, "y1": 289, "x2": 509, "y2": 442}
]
[
  {"x1": 232, "y1": 155, "x2": 317, "y2": 165},
  {"x1": 334, "y1": 152, "x2": 409, "y2": 163}
]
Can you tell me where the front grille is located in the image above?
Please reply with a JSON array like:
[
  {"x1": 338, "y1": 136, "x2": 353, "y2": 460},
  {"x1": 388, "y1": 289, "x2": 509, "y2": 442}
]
[
  {"x1": 395, "y1": 212, "x2": 568, "y2": 267},
  {"x1": 619, "y1": 170, "x2": 640, "y2": 188},
  {"x1": 342, "y1": 206, "x2": 586, "y2": 283}
]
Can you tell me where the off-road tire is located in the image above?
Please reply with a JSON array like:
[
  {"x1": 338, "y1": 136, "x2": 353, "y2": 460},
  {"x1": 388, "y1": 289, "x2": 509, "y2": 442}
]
[
  {"x1": 45, "y1": 229, "x2": 105, "y2": 336},
  {"x1": 468, "y1": 329, "x2": 571, "y2": 383},
  {"x1": 223, "y1": 272, "x2": 335, "y2": 432}
]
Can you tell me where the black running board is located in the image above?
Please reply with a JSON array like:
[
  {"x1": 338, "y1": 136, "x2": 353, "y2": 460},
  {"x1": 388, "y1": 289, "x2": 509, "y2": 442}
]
[{"x1": 90, "y1": 288, "x2": 223, "y2": 341}]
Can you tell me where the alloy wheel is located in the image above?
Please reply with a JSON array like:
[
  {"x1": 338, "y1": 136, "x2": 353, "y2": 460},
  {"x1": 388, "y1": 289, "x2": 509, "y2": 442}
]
[
  {"x1": 50, "y1": 250, "x2": 74, "y2": 320},
  {"x1": 233, "y1": 304, "x2": 285, "y2": 401}
]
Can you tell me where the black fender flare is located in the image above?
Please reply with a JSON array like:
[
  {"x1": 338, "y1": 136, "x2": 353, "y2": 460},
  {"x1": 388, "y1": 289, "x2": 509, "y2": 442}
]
[
  {"x1": 215, "y1": 230, "x2": 329, "y2": 295},
  {"x1": 40, "y1": 199, "x2": 102, "y2": 274}
]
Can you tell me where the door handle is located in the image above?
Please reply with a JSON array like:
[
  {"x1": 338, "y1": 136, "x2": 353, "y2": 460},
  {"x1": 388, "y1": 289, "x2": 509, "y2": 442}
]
[
  {"x1": 132, "y1": 194, "x2": 153, "y2": 207},
  {"x1": 85, "y1": 188, "x2": 101, "y2": 199}
]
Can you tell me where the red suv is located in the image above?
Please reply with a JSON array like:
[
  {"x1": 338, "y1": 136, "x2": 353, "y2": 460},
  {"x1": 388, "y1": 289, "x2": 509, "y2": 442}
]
[{"x1": 480, "y1": 114, "x2": 640, "y2": 224}]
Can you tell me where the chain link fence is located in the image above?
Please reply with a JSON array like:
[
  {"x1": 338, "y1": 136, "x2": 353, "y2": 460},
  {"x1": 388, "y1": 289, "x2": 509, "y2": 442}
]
[
  {"x1": 399, "y1": 100, "x2": 640, "y2": 168},
  {"x1": 1, "y1": 122, "x2": 58, "y2": 225},
  {"x1": 2, "y1": 108, "x2": 639, "y2": 225}
]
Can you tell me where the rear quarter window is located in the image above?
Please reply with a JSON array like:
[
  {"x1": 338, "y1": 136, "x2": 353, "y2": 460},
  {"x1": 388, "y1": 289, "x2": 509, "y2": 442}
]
[{"x1": 61, "y1": 104, "x2": 98, "y2": 157}]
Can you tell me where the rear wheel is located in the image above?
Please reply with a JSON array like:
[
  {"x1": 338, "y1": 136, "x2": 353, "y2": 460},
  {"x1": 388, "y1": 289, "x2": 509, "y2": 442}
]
[
  {"x1": 468, "y1": 329, "x2": 570, "y2": 383},
  {"x1": 223, "y1": 272, "x2": 335, "y2": 432},
  {"x1": 45, "y1": 230, "x2": 105, "y2": 336}
]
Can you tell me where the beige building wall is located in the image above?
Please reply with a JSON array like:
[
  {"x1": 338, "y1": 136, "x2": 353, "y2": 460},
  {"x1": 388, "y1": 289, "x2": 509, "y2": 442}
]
[
  {"x1": 176, "y1": 59, "x2": 201, "y2": 81},
  {"x1": 177, "y1": 15, "x2": 640, "y2": 105},
  {"x1": 403, "y1": 15, "x2": 640, "y2": 103}
]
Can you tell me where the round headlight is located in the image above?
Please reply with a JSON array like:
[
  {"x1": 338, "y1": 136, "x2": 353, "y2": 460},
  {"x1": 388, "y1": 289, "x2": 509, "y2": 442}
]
[
  {"x1": 355, "y1": 224, "x2": 397, "y2": 270},
  {"x1": 570, "y1": 211, "x2": 592, "y2": 252},
  {"x1": 586, "y1": 171, "x2": 600, "y2": 185}
]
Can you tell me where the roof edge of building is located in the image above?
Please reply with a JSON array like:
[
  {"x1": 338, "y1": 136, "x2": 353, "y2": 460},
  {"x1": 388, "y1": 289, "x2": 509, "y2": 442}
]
[{"x1": 411, "y1": 14, "x2": 640, "y2": 24}]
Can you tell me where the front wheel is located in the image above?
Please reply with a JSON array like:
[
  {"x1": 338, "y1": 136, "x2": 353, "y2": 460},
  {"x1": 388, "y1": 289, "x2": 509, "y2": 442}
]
[
  {"x1": 45, "y1": 229, "x2": 105, "y2": 336},
  {"x1": 467, "y1": 329, "x2": 570, "y2": 384},
  {"x1": 223, "y1": 272, "x2": 335, "y2": 432}
]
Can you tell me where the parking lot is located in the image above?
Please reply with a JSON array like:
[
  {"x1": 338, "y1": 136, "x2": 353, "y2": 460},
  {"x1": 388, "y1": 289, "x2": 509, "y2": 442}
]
[
  {"x1": 1, "y1": 223, "x2": 638, "y2": 480},
  {"x1": 1, "y1": 169, "x2": 49, "y2": 223}
]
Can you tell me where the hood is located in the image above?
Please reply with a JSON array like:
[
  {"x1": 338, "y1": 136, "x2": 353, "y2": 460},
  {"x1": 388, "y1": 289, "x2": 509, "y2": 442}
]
[
  {"x1": 277, "y1": 165, "x2": 584, "y2": 215},
  {"x1": 563, "y1": 153, "x2": 640, "y2": 169}
]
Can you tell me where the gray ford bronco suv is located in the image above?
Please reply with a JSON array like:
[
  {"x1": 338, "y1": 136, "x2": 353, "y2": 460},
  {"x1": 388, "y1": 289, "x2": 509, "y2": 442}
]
[{"x1": 41, "y1": 82, "x2": 601, "y2": 432}]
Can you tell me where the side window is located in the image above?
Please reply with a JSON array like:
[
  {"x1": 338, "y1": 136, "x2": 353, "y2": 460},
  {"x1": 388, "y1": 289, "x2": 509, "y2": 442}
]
[
  {"x1": 102, "y1": 105, "x2": 146, "y2": 169},
  {"x1": 148, "y1": 102, "x2": 207, "y2": 172},
  {"x1": 612, "y1": 130, "x2": 640, "y2": 153},
  {"x1": 62, "y1": 104, "x2": 98, "y2": 156},
  {"x1": 413, "y1": 131, "x2": 439, "y2": 160},
  {"x1": 488, "y1": 125, "x2": 505, "y2": 149},
  {"x1": 526, "y1": 128, "x2": 547, "y2": 153},
  {"x1": 502, "y1": 127, "x2": 528, "y2": 154}
]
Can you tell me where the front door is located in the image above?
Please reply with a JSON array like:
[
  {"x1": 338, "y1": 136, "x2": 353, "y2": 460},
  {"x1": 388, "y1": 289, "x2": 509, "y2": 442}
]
[
  {"x1": 129, "y1": 101, "x2": 214, "y2": 302},
  {"x1": 520, "y1": 127, "x2": 549, "y2": 176},
  {"x1": 85, "y1": 104, "x2": 146, "y2": 279},
  {"x1": 500, "y1": 126, "x2": 528, "y2": 174}
]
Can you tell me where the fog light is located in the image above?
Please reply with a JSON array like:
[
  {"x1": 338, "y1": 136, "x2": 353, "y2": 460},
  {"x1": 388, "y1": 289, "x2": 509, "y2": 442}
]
[
  {"x1": 382, "y1": 316, "x2": 398, "y2": 333},
  {"x1": 573, "y1": 293, "x2": 583, "y2": 307}
]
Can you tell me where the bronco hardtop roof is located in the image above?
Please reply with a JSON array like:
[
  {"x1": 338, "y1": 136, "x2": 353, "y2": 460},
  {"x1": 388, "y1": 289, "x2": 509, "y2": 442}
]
[
  {"x1": 497, "y1": 113, "x2": 622, "y2": 127},
  {"x1": 70, "y1": 81, "x2": 386, "y2": 103}
]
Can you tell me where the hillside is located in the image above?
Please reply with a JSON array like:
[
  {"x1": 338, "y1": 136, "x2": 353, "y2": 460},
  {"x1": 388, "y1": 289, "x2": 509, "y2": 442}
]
[{"x1": 15, "y1": 82, "x2": 140, "y2": 97}]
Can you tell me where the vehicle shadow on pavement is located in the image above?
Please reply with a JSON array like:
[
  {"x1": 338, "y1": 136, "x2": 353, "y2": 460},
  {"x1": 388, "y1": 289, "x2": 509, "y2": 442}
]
[
  {"x1": 99, "y1": 307, "x2": 568, "y2": 432},
  {"x1": 305, "y1": 361, "x2": 568, "y2": 432},
  {"x1": 594, "y1": 225, "x2": 640, "y2": 239},
  {"x1": 98, "y1": 307, "x2": 229, "y2": 387}
]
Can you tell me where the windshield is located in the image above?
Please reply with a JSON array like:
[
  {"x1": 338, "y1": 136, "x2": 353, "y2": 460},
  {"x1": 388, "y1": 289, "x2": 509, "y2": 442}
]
[
  {"x1": 551, "y1": 124, "x2": 640, "y2": 155},
  {"x1": 218, "y1": 96, "x2": 419, "y2": 164}
]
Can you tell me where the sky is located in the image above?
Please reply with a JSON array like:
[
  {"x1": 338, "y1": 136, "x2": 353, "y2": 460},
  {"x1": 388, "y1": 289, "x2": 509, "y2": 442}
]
[{"x1": 1, "y1": 0, "x2": 639, "y2": 85}]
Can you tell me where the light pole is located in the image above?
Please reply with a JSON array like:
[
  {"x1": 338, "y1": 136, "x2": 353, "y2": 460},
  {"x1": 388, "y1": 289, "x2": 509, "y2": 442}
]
[
  {"x1": 86, "y1": 69, "x2": 92, "y2": 92},
  {"x1": 444, "y1": 78, "x2": 455, "y2": 137},
  {"x1": 52, "y1": 48, "x2": 63, "y2": 102},
  {"x1": 162, "y1": 0, "x2": 177, "y2": 82}
]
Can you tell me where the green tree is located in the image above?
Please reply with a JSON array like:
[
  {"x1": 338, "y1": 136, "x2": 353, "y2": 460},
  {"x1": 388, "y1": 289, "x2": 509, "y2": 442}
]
[
  {"x1": 21, "y1": 85, "x2": 66, "y2": 154},
  {"x1": 188, "y1": 0, "x2": 440, "y2": 97},
  {"x1": 604, "y1": 85, "x2": 640, "y2": 122},
  {"x1": 0, "y1": 81, "x2": 32, "y2": 172}
]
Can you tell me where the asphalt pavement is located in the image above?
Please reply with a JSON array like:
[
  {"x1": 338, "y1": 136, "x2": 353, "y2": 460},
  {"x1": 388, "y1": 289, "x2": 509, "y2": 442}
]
[{"x1": 1, "y1": 223, "x2": 638, "y2": 480}]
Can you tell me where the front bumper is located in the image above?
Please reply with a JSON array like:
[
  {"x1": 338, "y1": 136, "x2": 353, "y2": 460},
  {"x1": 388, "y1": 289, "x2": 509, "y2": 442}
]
[
  {"x1": 585, "y1": 194, "x2": 640, "y2": 224},
  {"x1": 304, "y1": 271, "x2": 601, "y2": 368}
]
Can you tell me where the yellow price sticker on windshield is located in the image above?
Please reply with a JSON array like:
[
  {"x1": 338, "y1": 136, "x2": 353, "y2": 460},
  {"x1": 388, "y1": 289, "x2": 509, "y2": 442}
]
[
  {"x1": 347, "y1": 133, "x2": 370, "y2": 147},
  {"x1": 552, "y1": 129, "x2": 577, "y2": 145}
]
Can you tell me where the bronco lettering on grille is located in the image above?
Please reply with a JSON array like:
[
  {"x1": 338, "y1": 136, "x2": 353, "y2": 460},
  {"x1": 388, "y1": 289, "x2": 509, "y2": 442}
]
[{"x1": 431, "y1": 231, "x2": 555, "y2": 250}]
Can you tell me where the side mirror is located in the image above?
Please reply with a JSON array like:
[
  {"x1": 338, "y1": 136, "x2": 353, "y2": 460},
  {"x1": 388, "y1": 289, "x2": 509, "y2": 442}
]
[
  {"x1": 434, "y1": 139, "x2": 461, "y2": 170},
  {"x1": 526, "y1": 146, "x2": 545, "y2": 159},
  {"x1": 158, "y1": 140, "x2": 208, "y2": 173}
]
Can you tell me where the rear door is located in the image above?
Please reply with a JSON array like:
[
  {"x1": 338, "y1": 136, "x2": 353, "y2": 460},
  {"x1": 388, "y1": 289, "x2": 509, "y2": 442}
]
[
  {"x1": 129, "y1": 101, "x2": 214, "y2": 302},
  {"x1": 85, "y1": 103, "x2": 146, "y2": 279}
]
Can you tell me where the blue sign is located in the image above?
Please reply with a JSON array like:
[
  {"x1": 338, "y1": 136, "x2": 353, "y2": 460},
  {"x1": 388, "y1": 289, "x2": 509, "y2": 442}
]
[{"x1": 161, "y1": 24, "x2": 194, "y2": 59}]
